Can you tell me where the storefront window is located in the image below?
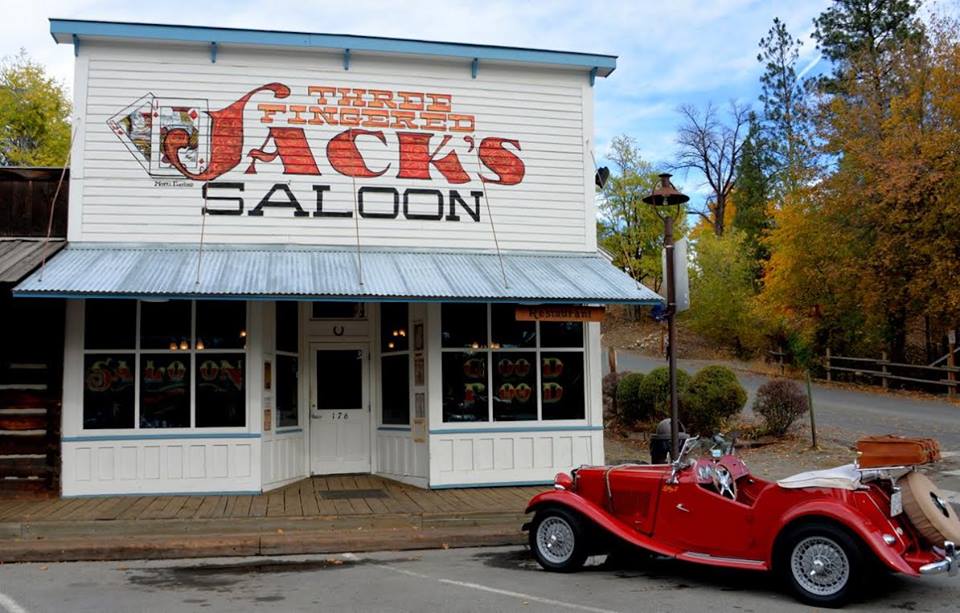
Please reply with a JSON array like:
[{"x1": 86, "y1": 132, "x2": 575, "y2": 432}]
[
  {"x1": 441, "y1": 303, "x2": 487, "y2": 348},
  {"x1": 492, "y1": 351, "x2": 536, "y2": 421},
  {"x1": 84, "y1": 300, "x2": 136, "y2": 349},
  {"x1": 381, "y1": 303, "x2": 410, "y2": 424},
  {"x1": 82, "y1": 354, "x2": 135, "y2": 429},
  {"x1": 276, "y1": 301, "x2": 299, "y2": 428},
  {"x1": 140, "y1": 301, "x2": 191, "y2": 350},
  {"x1": 196, "y1": 354, "x2": 245, "y2": 427},
  {"x1": 442, "y1": 351, "x2": 488, "y2": 422},
  {"x1": 441, "y1": 304, "x2": 586, "y2": 422},
  {"x1": 81, "y1": 299, "x2": 247, "y2": 430},
  {"x1": 140, "y1": 354, "x2": 191, "y2": 428}
]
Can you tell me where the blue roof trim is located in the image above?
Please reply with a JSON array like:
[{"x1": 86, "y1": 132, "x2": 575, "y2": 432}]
[{"x1": 49, "y1": 19, "x2": 617, "y2": 77}]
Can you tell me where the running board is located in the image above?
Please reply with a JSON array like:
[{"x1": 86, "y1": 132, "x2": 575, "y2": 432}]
[{"x1": 678, "y1": 551, "x2": 768, "y2": 571}]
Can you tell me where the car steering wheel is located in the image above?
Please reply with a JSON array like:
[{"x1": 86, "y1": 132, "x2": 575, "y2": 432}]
[{"x1": 713, "y1": 464, "x2": 737, "y2": 500}]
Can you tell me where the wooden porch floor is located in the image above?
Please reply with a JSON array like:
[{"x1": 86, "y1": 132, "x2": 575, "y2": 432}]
[{"x1": 0, "y1": 475, "x2": 545, "y2": 524}]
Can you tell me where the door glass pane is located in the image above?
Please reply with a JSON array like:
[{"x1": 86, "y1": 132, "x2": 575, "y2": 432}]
[{"x1": 316, "y1": 350, "x2": 362, "y2": 411}]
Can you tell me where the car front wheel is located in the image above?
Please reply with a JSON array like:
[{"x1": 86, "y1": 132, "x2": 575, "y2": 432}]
[
  {"x1": 529, "y1": 507, "x2": 589, "y2": 572},
  {"x1": 777, "y1": 521, "x2": 867, "y2": 608}
]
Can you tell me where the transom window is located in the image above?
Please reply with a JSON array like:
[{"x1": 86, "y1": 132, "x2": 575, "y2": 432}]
[
  {"x1": 441, "y1": 304, "x2": 586, "y2": 423},
  {"x1": 82, "y1": 300, "x2": 247, "y2": 430}
]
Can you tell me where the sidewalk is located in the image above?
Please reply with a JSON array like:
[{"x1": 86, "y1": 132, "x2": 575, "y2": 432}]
[{"x1": 0, "y1": 475, "x2": 542, "y2": 563}]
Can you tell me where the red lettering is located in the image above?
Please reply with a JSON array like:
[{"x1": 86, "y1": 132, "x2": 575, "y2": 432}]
[
  {"x1": 396, "y1": 132, "x2": 470, "y2": 184},
  {"x1": 327, "y1": 129, "x2": 390, "y2": 178},
  {"x1": 162, "y1": 83, "x2": 290, "y2": 181},
  {"x1": 478, "y1": 137, "x2": 525, "y2": 185},
  {"x1": 244, "y1": 127, "x2": 321, "y2": 175}
]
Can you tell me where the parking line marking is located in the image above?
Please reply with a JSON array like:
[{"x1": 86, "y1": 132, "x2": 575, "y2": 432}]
[
  {"x1": 342, "y1": 553, "x2": 620, "y2": 613},
  {"x1": 0, "y1": 591, "x2": 29, "y2": 613}
]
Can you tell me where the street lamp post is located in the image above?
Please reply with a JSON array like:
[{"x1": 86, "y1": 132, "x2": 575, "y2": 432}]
[{"x1": 643, "y1": 173, "x2": 689, "y2": 460}]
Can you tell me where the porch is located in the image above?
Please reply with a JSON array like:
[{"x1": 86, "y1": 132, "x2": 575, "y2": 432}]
[{"x1": 0, "y1": 475, "x2": 545, "y2": 562}]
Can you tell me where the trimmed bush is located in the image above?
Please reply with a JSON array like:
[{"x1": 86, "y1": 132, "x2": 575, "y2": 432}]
[
  {"x1": 680, "y1": 365, "x2": 747, "y2": 435},
  {"x1": 754, "y1": 378, "x2": 808, "y2": 436},
  {"x1": 637, "y1": 367, "x2": 690, "y2": 420},
  {"x1": 615, "y1": 372, "x2": 646, "y2": 424}
]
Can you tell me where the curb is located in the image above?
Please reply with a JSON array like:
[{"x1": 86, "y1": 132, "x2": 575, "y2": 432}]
[{"x1": 1, "y1": 525, "x2": 527, "y2": 563}]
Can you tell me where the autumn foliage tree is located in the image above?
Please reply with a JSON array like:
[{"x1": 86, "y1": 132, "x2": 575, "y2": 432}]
[{"x1": 0, "y1": 50, "x2": 71, "y2": 166}]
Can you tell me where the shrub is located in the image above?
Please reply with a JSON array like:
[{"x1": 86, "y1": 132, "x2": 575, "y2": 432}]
[
  {"x1": 615, "y1": 372, "x2": 646, "y2": 424},
  {"x1": 680, "y1": 365, "x2": 747, "y2": 435},
  {"x1": 753, "y1": 378, "x2": 808, "y2": 436},
  {"x1": 637, "y1": 367, "x2": 690, "y2": 420}
]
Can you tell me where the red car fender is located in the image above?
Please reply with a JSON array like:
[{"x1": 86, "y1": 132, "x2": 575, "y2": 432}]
[
  {"x1": 525, "y1": 490, "x2": 683, "y2": 558},
  {"x1": 774, "y1": 499, "x2": 917, "y2": 576}
]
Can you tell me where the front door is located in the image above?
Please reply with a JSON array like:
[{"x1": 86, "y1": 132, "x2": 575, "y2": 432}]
[{"x1": 309, "y1": 345, "x2": 370, "y2": 475}]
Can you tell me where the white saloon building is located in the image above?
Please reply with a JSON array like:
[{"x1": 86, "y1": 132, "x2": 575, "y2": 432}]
[{"x1": 15, "y1": 19, "x2": 660, "y2": 496}]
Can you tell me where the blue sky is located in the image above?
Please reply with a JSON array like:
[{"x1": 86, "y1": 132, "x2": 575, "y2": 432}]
[{"x1": 4, "y1": 0, "x2": 835, "y2": 201}]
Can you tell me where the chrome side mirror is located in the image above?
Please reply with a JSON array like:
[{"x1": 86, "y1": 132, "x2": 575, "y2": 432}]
[{"x1": 668, "y1": 436, "x2": 699, "y2": 484}]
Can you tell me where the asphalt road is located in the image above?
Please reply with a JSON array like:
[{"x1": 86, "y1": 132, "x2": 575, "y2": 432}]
[
  {"x1": 1, "y1": 546, "x2": 958, "y2": 612},
  {"x1": 610, "y1": 350, "x2": 960, "y2": 449}
]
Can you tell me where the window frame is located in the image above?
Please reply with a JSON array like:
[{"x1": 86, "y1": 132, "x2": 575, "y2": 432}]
[
  {"x1": 439, "y1": 304, "x2": 588, "y2": 425},
  {"x1": 80, "y1": 299, "x2": 249, "y2": 434}
]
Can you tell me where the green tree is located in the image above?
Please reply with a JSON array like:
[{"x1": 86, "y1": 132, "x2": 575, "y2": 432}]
[
  {"x1": 732, "y1": 114, "x2": 773, "y2": 281},
  {"x1": 0, "y1": 50, "x2": 71, "y2": 166},
  {"x1": 758, "y1": 17, "x2": 813, "y2": 194},
  {"x1": 597, "y1": 135, "x2": 683, "y2": 292}
]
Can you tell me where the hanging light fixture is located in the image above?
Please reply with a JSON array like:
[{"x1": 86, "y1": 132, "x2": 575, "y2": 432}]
[
  {"x1": 179, "y1": 339, "x2": 189, "y2": 351},
  {"x1": 196, "y1": 338, "x2": 205, "y2": 351},
  {"x1": 239, "y1": 329, "x2": 247, "y2": 338},
  {"x1": 168, "y1": 341, "x2": 178, "y2": 351}
]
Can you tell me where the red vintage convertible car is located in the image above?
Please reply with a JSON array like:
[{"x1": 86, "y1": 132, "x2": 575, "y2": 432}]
[{"x1": 523, "y1": 434, "x2": 960, "y2": 607}]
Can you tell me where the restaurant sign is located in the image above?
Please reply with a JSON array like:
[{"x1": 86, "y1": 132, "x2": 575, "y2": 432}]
[
  {"x1": 107, "y1": 83, "x2": 527, "y2": 221},
  {"x1": 515, "y1": 306, "x2": 605, "y2": 322}
]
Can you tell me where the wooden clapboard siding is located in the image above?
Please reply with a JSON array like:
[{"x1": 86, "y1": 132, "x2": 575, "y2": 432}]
[{"x1": 73, "y1": 41, "x2": 593, "y2": 252}]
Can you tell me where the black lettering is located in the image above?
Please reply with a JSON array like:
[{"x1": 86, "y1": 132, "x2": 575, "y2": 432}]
[
  {"x1": 403, "y1": 188, "x2": 444, "y2": 220},
  {"x1": 358, "y1": 186, "x2": 399, "y2": 219},
  {"x1": 312, "y1": 185, "x2": 351, "y2": 217},
  {"x1": 202, "y1": 182, "x2": 244, "y2": 215},
  {"x1": 446, "y1": 190, "x2": 482, "y2": 222},
  {"x1": 248, "y1": 184, "x2": 309, "y2": 217}
]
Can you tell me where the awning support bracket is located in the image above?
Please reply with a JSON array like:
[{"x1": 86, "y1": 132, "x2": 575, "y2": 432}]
[{"x1": 589, "y1": 67, "x2": 598, "y2": 87}]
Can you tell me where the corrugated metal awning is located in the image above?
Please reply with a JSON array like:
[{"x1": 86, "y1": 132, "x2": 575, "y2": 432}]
[
  {"x1": 13, "y1": 243, "x2": 662, "y2": 305},
  {"x1": 0, "y1": 239, "x2": 65, "y2": 283}
]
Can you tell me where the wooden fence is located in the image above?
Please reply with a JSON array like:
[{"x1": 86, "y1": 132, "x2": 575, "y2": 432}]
[{"x1": 824, "y1": 349, "x2": 958, "y2": 399}]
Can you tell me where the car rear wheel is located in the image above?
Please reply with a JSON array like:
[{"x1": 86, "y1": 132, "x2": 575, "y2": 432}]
[
  {"x1": 777, "y1": 521, "x2": 867, "y2": 608},
  {"x1": 529, "y1": 507, "x2": 589, "y2": 572}
]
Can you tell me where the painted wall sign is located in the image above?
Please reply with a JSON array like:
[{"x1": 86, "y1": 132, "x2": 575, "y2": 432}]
[
  {"x1": 107, "y1": 83, "x2": 526, "y2": 223},
  {"x1": 515, "y1": 306, "x2": 605, "y2": 322}
]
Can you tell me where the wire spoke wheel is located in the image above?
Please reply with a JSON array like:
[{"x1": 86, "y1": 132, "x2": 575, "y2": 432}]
[
  {"x1": 790, "y1": 536, "x2": 851, "y2": 597},
  {"x1": 536, "y1": 516, "x2": 576, "y2": 565}
]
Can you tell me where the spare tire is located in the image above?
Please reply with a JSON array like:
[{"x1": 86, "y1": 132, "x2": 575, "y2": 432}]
[{"x1": 901, "y1": 471, "x2": 960, "y2": 546}]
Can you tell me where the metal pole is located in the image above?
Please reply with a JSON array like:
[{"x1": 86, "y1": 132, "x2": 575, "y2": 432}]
[
  {"x1": 948, "y1": 331, "x2": 956, "y2": 401},
  {"x1": 664, "y1": 214, "x2": 679, "y2": 460}
]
